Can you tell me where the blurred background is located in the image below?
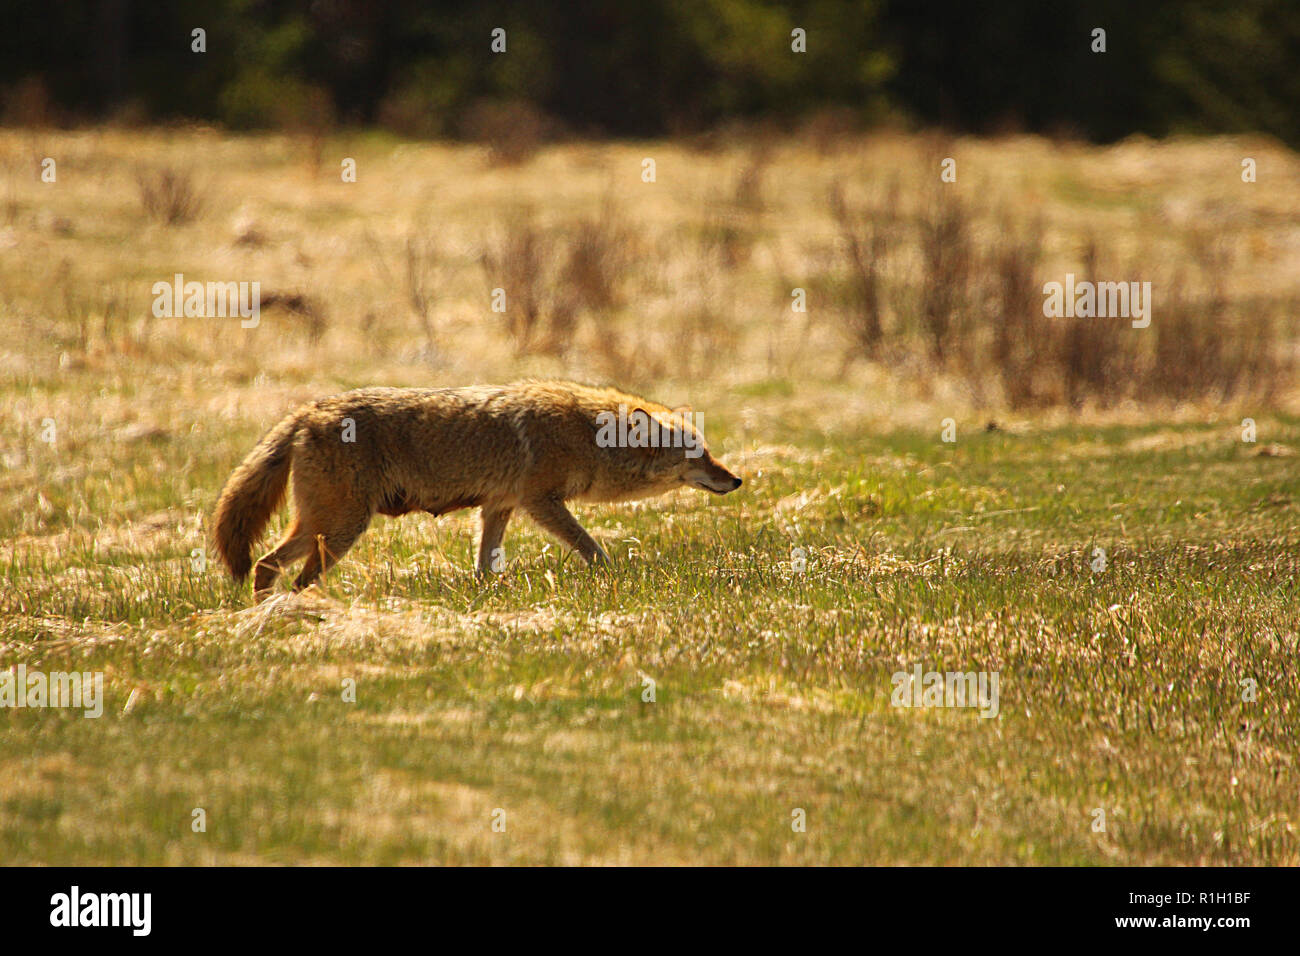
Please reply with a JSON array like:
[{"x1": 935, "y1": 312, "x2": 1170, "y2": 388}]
[
  {"x1": 2, "y1": 0, "x2": 1300, "y2": 424},
  {"x1": 2, "y1": 1, "x2": 1297, "y2": 420},
  {"x1": 4, "y1": 0, "x2": 1298, "y2": 146}
]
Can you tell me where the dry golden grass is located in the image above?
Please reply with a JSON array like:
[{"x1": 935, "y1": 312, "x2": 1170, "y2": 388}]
[{"x1": 2, "y1": 128, "x2": 1296, "y2": 412}]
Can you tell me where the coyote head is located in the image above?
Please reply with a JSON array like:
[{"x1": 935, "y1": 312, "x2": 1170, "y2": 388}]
[
  {"x1": 596, "y1": 404, "x2": 742, "y2": 497},
  {"x1": 682, "y1": 452, "x2": 744, "y2": 494}
]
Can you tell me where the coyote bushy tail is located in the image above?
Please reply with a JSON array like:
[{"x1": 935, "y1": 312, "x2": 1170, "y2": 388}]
[{"x1": 212, "y1": 414, "x2": 299, "y2": 581}]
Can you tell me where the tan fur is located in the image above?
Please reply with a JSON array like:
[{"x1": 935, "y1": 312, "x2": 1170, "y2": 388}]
[{"x1": 211, "y1": 381, "x2": 742, "y2": 600}]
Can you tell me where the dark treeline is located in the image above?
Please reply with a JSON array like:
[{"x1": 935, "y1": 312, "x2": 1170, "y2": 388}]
[{"x1": 3, "y1": 0, "x2": 1297, "y2": 144}]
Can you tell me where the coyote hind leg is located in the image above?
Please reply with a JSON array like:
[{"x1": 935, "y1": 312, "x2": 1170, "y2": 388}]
[
  {"x1": 252, "y1": 521, "x2": 315, "y2": 600},
  {"x1": 292, "y1": 511, "x2": 372, "y2": 592}
]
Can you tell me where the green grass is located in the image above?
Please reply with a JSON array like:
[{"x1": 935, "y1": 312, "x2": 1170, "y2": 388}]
[{"x1": 3, "y1": 413, "x2": 1296, "y2": 864}]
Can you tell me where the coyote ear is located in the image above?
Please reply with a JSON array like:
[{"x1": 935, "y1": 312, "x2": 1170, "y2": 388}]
[{"x1": 627, "y1": 407, "x2": 658, "y2": 456}]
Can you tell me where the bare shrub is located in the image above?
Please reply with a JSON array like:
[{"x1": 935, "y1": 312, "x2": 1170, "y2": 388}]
[
  {"x1": 481, "y1": 211, "x2": 552, "y2": 353},
  {"x1": 559, "y1": 202, "x2": 631, "y2": 314},
  {"x1": 365, "y1": 229, "x2": 439, "y2": 356},
  {"x1": 1154, "y1": 233, "x2": 1225, "y2": 400},
  {"x1": 54, "y1": 262, "x2": 135, "y2": 356},
  {"x1": 1140, "y1": 231, "x2": 1291, "y2": 405},
  {"x1": 732, "y1": 149, "x2": 769, "y2": 214},
  {"x1": 985, "y1": 216, "x2": 1047, "y2": 408},
  {"x1": 2, "y1": 77, "x2": 55, "y2": 127},
  {"x1": 2, "y1": 158, "x2": 19, "y2": 225},
  {"x1": 827, "y1": 171, "x2": 1291, "y2": 411},
  {"x1": 136, "y1": 166, "x2": 203, "y2": 225},
  {"x1": 553, "y1": 205, "x2": 633, "y2": 351},
  {"x1": 800, "y1": 107, "x2": 861, "y2": 157},
  {"x1": 377, "y1": 90, "x2": 443, "y2": 139},
  {"x1": 1055, "y1": 238, "x2": 1132, "y2": 408},
  {"x1": 917, "y1": 193, "x2": 974, "y2": 363},
  {"x1": 260, "y1": 291, "x2": 327, "y2": 343},
  {"x1": 402, "y1": 235, "x2": 438, "y2": 352},
  {"x1": 674, "y1": 296, "x2": 740, "y2": 381},
  {"x1": 691, "y1": 147, "x2": 771, "y2": 273},
  {"x1": 697, "y1": 211, "x2": 754, "y2": 271},
  {"x1": 480, "y1": 204, "x2": 632, "y2": 357},
  {"x1": 829, "y1": 180, "x2": 891, "y2": 357},
  {"x1": 58, "y1": 264, "x2": 94, "y2": 354},
  {"x1": 286, "y1": 86, "x2": 336, "y2": 176},
  {"x1": 461, "y1": 99, "x2": 555, "y2": 166}
]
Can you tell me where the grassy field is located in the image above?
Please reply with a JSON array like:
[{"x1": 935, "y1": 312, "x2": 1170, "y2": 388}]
[{"x1": 2, "y1": 127, "x2": 1298, "y2": 864}]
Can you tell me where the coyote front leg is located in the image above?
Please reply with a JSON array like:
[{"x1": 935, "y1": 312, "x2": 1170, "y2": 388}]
[
  {"x1": 524, "y1": 496, "x2": 609, "y2": 566},
  {"x1": 477, "y1": 506, "x2": 514, "y2": 575}
]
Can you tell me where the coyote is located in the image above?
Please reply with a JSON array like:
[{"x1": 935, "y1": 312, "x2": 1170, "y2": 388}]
[{"x1": 212, "y1": 381, "x2": 742, "y2": 599}]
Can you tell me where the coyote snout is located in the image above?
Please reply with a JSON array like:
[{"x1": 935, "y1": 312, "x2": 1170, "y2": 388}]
[
  {"x1": 685, "y1": 460, "x2": 743, "y2": 494},
  {"x1": 211, "y1": 381, "x2": 744, "y2": 600}
]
